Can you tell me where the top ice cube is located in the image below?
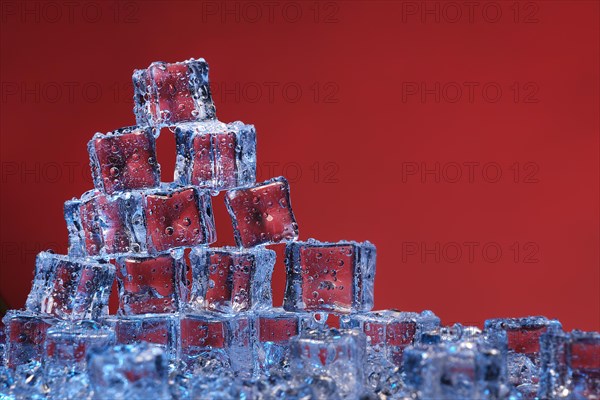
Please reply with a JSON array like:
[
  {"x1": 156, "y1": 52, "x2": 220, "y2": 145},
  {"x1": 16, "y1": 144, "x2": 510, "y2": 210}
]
[
  {"x1": 88, "y1": 126, "x2": 160, "y2": 195},
  {"x1": 133, "y1": 58, "x2": 216, "y2": 127}
]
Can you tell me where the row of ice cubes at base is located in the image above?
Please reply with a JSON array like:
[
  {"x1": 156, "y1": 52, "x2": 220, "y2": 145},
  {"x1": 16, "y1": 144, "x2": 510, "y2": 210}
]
[
  {"x1": 87, "y1": 120, "x2": 256, "y2": 196},
  {"x1": 0, "y1": 309, "x2": 433, "y2": 400},
  {"x1": 65, "y1": 173, "x2": 302, "y2": 257},
  {"x1": 24, "y1": 239, "x2": 376, "y2": 320},
  {"x1": 2, "y1": 312, "x2": 597, "y2": 400}
]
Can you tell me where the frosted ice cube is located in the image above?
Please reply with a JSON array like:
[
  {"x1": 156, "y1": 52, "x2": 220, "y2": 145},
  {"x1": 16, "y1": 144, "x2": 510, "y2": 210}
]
[{"x1": 283, "y1": 239, "x2": 376, "y2": 313}]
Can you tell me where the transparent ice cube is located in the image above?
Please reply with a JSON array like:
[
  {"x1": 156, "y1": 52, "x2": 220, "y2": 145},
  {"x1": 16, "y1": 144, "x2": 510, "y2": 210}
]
[
  {"x1": 175, "y1": 120, "x2": 256, "y2": 191},
  {"x1": 133, "y1": 58, "x2": 216, "y2": 127},
  {"x1": 283, "y1": 239, "x2": 376, "y2": 313},
  {"x1": 188, "y1": 246, "x2": 275, "y2": 313}
]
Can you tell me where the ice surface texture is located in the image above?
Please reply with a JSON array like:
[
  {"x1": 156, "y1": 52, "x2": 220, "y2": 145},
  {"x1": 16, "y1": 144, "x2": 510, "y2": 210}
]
[
  {"x1": 65, "y1": 185, "x2": 216, "y2": 257},
  {"x1": 225, "y1": 176, "x2": 299, "y2": 247},
  {"x1": 25, "y1": 252, "x2": 115, "y2": 320},
  {"x1": 188, "y1": 246, "x2": 275, "y2": 313},
  {"x1": 87, "y1": 343, "x2": 170, "y2": 400},
  {"x1": 175, "y1": 120, "x2": 256, "y2": 191},
  {"x1": 283, "y1": 239, "x2": 376, "y2": 313},
  {"x1": 88, "y1": 126, "x2": 160, "y2": 195}
]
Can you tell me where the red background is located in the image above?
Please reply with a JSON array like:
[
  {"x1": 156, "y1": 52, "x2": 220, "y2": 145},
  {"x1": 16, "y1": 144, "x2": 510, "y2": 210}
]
[{"x1": 0, "y1": 1, "x2": 598, "y2": 331}]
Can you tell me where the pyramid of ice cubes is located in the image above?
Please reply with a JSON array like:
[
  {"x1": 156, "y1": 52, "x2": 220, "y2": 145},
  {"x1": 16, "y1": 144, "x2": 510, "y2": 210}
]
[{"x1": 1, "y1": 58, "x2": 598, "y2": 400}]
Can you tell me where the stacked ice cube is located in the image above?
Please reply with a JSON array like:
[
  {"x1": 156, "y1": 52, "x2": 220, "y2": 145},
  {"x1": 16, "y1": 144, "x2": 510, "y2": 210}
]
[{"x1": 1, "y1": 58, "x2": 598, "y2": 400}]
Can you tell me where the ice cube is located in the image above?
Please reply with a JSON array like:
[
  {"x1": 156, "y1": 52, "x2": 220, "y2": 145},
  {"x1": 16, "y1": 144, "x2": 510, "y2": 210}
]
[
  {"x1": 484, "y1": 316, "x2": 562, "y2": 389},
  {"x1": 87, "y1": 343, "x2": 169, "y2": 400},
  {"x1": 142, "y1": 185, "x2": 216, "y2": 253},
  {"x1": 251, "y1": 308, "x2": 315, "y2": 376},
  {"x1": 102, "y1": 314, "x2": 179, "y2": 362},
  {"x1": 225, "y1": 176, "x2": 299, "y2": 247},
  {"x1": 340, "y1": 310, "x2": 440, "y2": 367},
  {"x1": 175, "y1": 120, "x2": 256, "y2": 191},
  {"x1": 403, "y1": 337, "x2": 505, "y2": 400},
  {"x1": 2, "y1": 310, "x2": 56, "y2": 369},
  {"x1": 283, "y1": 239, "x2": 376, "y2": 314},
  {"x1": 88, "y1": 126, "x2": 160, "y2": 195},
  {"x1": 188, "y1": 246, "x2": 275, "y2": 313},
  {"x1": 539, "y1": 329, "x2": 599, "y2": 399},
  {"x1": 65, "y1": 185, "x2": 216, "y2": 257},
  {"x1": 44, "y1": 321, "x2": 115, "y2": 399},
  {"x1": 26, "y1": 252, "x2": 115, "y2": 320},
  {"x1": 179, "y1": 312, "x2": 252, "y2": 377},
  {"x1": 65, "y1": 190, "x2": 140, "y2": 257},
  {"x1": 115, "y1": 250, "x2": 188, "y2": 315},
  {"x1": 289, "y1": 328, "x2": 367, "y2": 398},
  {"x1": 133, "y1": 58, "x2": 216, "y2": 127}
]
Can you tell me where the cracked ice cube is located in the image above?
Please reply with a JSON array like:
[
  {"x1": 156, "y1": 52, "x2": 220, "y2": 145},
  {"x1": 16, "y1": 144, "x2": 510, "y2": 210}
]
[
  {"x1": 340, "y1": 310, "x2": 440, "y2": 367},
  {"x1": 175, "y1": 120, "x2": 256, "y2": 191},
  {"x1": 133, "y1": 58, "x2": 216, "y2": 127},
  {"x1": 88, "y1": 126, "x2": 160, "y2": 195},
  {"x1": 225, "y1": 176, "x2": 299, "y2": 248},
  {"x1": 539, "y1": 329, "x2": 600, "y2": 399},
  {"x1": 87, "y1": 343, "x2": 169, "y2": 400},
  {"x1": 252, "y1": 308, "x2": 316, "y2": 376},
  {"x1": 115, "y1": 251, "x2": 188, "y2": 315},
  {"x1": 44, "y1": 321, "x2": 115, "y2": 399},
  {"x1": 179, "y1": 312, "x2": 252, "y2": 377},
  {"x1": 26, "y1": 252, "x2": 115, "y2": 320},
  {"x1": 143, "y1": 186, "x2": 216, "y2": 253},
  {"x1": 283, "y1": 239, "x2": 376, "y2": 314},
  {"x1": 403, "y1": 337, "x2": 505, "y2": 400},
  {"x1": 102, "y1": 314, "x2": 179, "y2": 362},
  {"x1": 289, "y1": 328, "x2": 367, "y2": 398},
  {"x1": 188, "y1": 246, "x2": 275, "y2": 313},
  {"x1": 2, "y1": 310, "x2": 56, "y2": 369}
]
